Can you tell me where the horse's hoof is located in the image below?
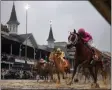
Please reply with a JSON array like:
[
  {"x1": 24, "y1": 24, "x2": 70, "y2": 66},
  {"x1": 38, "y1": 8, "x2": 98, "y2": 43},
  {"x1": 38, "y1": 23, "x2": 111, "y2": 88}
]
[
  {"x1": 63, "y1": 77, "x2": 67, "y2": 79},
  {"x1": 37, "y1": 80, "x2": 39, "y2": 82},
  {"x1": 67, "y1": 81, "x2": 72, "y2": 85},
  {"x1": 56, "y1": 80, "x2": 60, "y2": 84},
  {"x1": 44, "y1": 81, "x2": 48, "y2": 83},
  {"x1": 95, "y1": 83, "x2": 100, "y2": 88},
  {"x1": 91, "y1": 83, "x2": 100, "y2": 88},
  {"x1": 74, "y1": 79, "x2": 79, "y2": 83},
  {"x1": 67, "y1": 83, "x2": 72, "y2": 85},
  {"x1": 103, "y1": 81, "x2": 107, "y2": 85},
  {"x1": 55, "y1": 83, "x2": 60, "y2": 88}
]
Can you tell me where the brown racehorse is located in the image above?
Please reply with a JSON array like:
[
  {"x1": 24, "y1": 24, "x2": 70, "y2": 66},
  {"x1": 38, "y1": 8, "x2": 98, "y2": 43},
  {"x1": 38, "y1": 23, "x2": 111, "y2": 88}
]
[
  {"x1": 67, "y1": 32, "x2": 104, "y2": 88},
  {"x1": 99, "y1": 54, "x2": 111, "y2": 84},
  {"x1": 49, "y1": 52, "x2": 71, "y2": 84},
  {"x1": 32, "y1": 60, "x2": 54, "y2": 82}
]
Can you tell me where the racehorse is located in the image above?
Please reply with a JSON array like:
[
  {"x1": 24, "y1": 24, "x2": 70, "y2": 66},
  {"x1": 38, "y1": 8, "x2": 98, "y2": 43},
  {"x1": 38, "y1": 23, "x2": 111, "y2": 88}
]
[
  {"x1": 98, "y1": 54, "x2": 111, "y2": 84},
  {"x1": 66, "y1": 32, "x2": 104, "y2": 88},
  {"x1": 32, "y1": 60, "x2": 54, "y2": 82},
  {"x1": 76, "y1": 54, "x2": 111, "y2": 84},
  {"x1": 49, "y1": 51, "x2": 71, "y2": 84},
  {"x1": 77, "y1": 57, "x2": 111, "y2": 85}
]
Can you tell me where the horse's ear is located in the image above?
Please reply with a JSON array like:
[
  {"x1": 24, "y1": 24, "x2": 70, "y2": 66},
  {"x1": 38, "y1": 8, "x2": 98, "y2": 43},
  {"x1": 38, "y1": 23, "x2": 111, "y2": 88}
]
[
  {"x1": 70, "y1": 32, "x2": 72, "y2": 34},
  {"x1": 68, "y1": 31, "x2": 71, "y2": 34}
]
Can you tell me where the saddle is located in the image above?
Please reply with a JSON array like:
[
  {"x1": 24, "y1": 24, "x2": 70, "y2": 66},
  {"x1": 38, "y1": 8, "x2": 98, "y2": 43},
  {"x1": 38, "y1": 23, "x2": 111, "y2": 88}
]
[
  {"x1": 85, "y1": 43, "x2": 98, "y2": 61},
  {"x1": 56, "y1": 56, "x2": 68, "y2": 67},
  {"x1": 62, "y1": 59, "x2": 68, "y2": 68}
]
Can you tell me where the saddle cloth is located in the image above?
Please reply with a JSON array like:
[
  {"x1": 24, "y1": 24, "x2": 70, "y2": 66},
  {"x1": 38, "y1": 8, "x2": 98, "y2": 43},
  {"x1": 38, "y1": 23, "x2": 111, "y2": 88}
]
[{"x1": 62, "y1": 59, "x2": 68, "y2": 68}]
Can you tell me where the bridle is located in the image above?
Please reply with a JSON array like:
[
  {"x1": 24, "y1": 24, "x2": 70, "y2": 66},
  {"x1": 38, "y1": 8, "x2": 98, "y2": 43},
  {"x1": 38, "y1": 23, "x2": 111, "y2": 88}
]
[{"x1": 68, "y1": 33, "x2": 78, "y2": 45}]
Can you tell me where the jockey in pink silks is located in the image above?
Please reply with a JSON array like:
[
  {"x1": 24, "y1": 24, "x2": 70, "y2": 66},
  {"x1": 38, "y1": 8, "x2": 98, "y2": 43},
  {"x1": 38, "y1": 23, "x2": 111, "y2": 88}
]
[{"x1": 74, "y1": 28, "x2": 98, "y2": 64}]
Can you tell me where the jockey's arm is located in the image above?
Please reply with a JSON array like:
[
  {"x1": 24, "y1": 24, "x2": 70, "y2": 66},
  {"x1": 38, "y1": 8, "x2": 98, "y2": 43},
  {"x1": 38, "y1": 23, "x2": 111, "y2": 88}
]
[
  {"x1": 83, "y1": 33, "x2": 92, "y2": 42},
  {"x1": 49, "y1": 53, "x2": 52, "y2": 61},
  {"x1": 61, "y1": 52, "x2": 65, "y2": 59},
  {"x1": 82, "y1": 37, "x2": 91, "y2": 42},
  {"x1": 63, "y1": 52, "x2": 65, "y2": 57}
]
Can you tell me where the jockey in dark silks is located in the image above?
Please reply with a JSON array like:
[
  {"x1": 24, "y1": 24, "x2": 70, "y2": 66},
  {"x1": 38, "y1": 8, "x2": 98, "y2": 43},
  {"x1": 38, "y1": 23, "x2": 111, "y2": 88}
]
[{"x1": 74, "y1": 29, "x2": 98, "y2": 64}]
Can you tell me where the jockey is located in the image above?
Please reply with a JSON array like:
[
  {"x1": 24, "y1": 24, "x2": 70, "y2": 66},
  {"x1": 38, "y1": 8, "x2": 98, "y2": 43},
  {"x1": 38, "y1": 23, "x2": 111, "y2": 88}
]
[
  {"x1": 45, "y1": 55, "x2": 48, "y2": 62},
  {"x1": 49, "y1": 48, "x2": 57, "y2": 62},
  {"x1": 39, "y1": 58, "x2": 46, "y2": 63},
  {"x1": 75, "y1": 28, "x2": 98, "y2": 63},
  {"x1": 56, "y1": 48, "x2": 65, "y2": 62},
  {"x1": 53, "y1": 48, "x2": 57, "y2": 53},
  {"x1": 39, "y1": 58, "x2": 47, "y2": 68}
]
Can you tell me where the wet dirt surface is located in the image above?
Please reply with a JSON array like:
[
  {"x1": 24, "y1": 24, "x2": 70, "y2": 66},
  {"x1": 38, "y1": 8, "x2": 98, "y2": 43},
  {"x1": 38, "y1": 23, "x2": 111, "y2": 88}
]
[
  {"x1": 0, "y1": 74, "x2": 110, "y2": 89},
  {"x1": 0, "y1": 79, "x2": 110, "y2": 90}
]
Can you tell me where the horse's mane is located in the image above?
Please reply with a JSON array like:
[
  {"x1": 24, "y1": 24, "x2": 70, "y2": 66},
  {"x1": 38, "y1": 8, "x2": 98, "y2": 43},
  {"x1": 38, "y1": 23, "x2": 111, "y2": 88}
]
[{"x1": 76, "y1": 33, "x2": 85, "y2": 44}]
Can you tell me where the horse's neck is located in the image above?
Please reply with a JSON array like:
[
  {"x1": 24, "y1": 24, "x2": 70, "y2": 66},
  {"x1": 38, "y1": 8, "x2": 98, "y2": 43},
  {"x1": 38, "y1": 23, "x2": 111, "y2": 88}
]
[
  {"x1": 75, "y1": 40, "x2": 93, "y2": 62},
  {"x1": 53, "y1": 56, "x2": 61, "y2": 67},
  {"x1": 76, "y1": 42, "x2": 85, "y2": 55}
]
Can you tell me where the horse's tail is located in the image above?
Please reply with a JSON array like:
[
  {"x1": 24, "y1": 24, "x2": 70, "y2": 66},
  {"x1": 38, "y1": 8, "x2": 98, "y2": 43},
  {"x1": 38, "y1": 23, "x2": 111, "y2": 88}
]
[{"x1": 101, "y1": 54, "x2": 111, "y2": 72}]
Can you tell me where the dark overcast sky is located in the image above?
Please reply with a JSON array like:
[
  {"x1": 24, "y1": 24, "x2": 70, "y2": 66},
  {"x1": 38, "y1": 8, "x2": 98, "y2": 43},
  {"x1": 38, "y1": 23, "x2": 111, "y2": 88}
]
[{"x1": 1, "y1": 1, "x2": 110, "y2": 52}]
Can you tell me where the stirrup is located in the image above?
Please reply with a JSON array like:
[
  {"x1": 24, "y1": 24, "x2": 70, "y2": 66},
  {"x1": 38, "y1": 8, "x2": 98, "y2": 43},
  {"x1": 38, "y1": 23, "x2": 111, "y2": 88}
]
[
  {"x1": 94, "y1": 55, "x2": 98, "y2": 60},
  {"x1": 90, "y1": 60, "x2": 94, "y2": 64}
]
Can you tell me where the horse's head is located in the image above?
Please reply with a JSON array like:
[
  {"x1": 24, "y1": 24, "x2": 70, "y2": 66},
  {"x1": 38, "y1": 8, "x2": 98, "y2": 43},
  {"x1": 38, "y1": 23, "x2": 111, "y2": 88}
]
[{"x1": 67, "y1": 32, "x2": 79, "y2": 49}]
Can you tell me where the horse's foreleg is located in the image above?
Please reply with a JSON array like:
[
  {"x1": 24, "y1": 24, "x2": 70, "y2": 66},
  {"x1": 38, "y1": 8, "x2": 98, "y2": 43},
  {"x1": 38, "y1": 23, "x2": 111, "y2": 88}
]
[
  {"x1": 68, "y1": 63, "x2": 78, "y2": 85},
  {"x1": 50, "y1": 74, "x2": 54, "y2": 82},
  {"x1": 88, "y1": 67, "x2": 99, "y2": 88},
  {"x1": 95, "y1": 66, "x2": 98, "y2": 82},
  {"x1": 88, "y1": 67, "x2": 96, "y2": 82},
  {"x1": 101, "y1": 71, "x2": 107, "y2": 84},
  {"x1": 49, "y1": 72, "x2": 53, "y2": 81},
  {"x1": 47, "y1": 75, "x2": 49, "y2": 81},
  {"x1": 56, "y1": 72, "x2": 60, "y2": 84},
  {"x1": 84, "y1": 75, "x2": 86, "y2": 83},
  {"x1": 93, "y1": 66, "x2": 100, "y2": 88},
  {"x1": 62, "y1": 73, "x2": 65, "y2": 79}
]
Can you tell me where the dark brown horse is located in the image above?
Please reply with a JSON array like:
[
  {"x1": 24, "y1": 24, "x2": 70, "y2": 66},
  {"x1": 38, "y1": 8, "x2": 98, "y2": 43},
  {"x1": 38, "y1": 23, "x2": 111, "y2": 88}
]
[
  {"x1": 99, "y1": 54, "x2": 111, "y2": 84},
  {"x1": 76, "y1": 54, "x2": 111, "y2": 84},
  {"x1": 67, "y1": 32, "x2": 103, "y2": 88},
  {"x1": 32, "y1": 60, "x2": 54, "y2": 82}
]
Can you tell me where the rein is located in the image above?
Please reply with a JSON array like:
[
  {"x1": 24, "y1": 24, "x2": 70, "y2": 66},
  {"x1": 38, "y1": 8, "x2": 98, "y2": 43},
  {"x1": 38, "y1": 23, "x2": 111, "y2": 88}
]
[{"x1": 72, "y1": 34, "x2": 78, "y2": 45}]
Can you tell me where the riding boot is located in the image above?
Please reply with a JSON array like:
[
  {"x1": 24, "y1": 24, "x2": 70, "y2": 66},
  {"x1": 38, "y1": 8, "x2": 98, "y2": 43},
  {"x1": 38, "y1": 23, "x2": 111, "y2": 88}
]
[
  {"x1": 90, "y1": 49, "x2": 96, "y2": 65},
  {"x1": 90, "y1": 59, "x2": 95, "y2": 65}
]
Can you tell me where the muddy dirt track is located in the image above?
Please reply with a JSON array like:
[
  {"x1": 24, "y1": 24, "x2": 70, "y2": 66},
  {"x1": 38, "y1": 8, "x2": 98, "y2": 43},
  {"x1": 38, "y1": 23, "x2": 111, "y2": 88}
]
[{"x1": 0, "y1": 79, "x2": 110, "y2": 90}]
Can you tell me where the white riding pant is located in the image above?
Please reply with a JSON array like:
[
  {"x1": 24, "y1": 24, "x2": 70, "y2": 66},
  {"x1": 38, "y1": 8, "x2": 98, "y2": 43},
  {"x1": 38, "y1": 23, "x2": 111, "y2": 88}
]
[{"x1": 87, "y1": 40, "x2": 97, "y2": 48}]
